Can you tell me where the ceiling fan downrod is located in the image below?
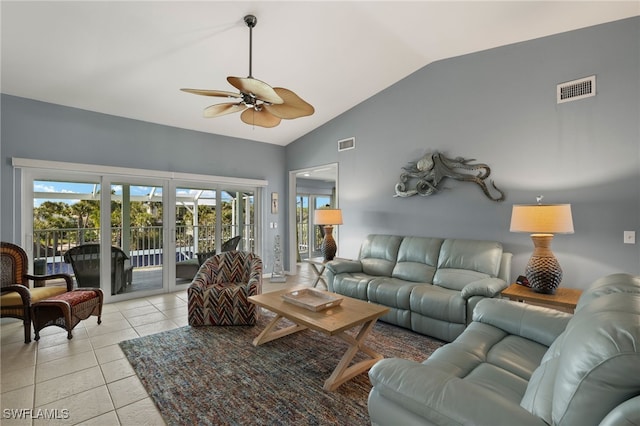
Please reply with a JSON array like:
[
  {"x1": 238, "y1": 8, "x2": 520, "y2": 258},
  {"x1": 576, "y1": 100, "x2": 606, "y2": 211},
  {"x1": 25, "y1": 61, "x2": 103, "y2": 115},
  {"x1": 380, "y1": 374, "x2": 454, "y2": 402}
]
[{"x1": 244, "y1": 14, "x2": 257, "y2": 79}]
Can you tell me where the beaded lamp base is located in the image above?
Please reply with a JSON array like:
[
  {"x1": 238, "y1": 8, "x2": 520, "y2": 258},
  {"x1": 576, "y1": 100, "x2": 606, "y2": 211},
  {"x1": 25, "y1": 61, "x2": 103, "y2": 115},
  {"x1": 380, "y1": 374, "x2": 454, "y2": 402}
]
[
  {"x1": 525, "y1": 256, "x2": 563, "y2": 294},
  {"x1": 526, "y1": 234, "x2": 563, "y2": 295},
  {"x1": 321, "y1": 226, "x2": 337, "y2": 261}
]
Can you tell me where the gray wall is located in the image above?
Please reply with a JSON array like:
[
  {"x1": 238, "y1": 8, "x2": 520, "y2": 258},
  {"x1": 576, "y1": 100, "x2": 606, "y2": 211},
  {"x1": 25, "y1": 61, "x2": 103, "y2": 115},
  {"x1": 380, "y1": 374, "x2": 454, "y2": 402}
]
[
  {"x1": 1, "y1": 95, "x2": 286, "y2": 271},
  {"x1": 286, "y1": 17, "x2": 640, "y2": 289}
]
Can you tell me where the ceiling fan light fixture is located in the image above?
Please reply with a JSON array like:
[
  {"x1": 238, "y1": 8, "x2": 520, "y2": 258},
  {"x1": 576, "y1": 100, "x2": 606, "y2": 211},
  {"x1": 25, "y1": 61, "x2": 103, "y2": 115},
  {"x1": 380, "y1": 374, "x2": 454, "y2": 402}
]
[
  {"x1": 241, "y1": 108, "x2": 281, "y2": 128},
  {"x1": 180, "y1": 14, "x2": 313, "y2": 128}
]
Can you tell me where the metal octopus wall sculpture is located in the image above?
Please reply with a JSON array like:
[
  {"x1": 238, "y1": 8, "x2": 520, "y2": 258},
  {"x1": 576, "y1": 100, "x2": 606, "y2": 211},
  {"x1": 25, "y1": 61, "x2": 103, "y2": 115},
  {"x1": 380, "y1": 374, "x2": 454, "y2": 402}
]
[{"x1": 394, "y1": 151, "x2": 505, "y2": 202}]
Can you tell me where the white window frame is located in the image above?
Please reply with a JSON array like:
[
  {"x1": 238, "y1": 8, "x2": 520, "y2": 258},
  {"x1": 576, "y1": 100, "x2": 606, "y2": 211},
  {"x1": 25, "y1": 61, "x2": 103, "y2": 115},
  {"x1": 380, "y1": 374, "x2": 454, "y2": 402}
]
[{"x1": 14, "y1": 157, "x2": 266, "y2": 301}]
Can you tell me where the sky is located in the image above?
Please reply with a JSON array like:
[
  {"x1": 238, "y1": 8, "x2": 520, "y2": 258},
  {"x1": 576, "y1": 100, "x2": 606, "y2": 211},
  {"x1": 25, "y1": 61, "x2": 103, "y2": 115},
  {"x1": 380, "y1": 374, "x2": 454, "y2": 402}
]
[{"x1": 33, "y1": 180, "x2": 232, "y2": 207}]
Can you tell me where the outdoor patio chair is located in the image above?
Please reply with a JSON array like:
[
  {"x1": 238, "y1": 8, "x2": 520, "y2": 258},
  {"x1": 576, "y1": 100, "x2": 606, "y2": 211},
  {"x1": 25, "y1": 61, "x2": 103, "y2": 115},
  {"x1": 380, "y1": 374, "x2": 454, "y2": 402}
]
[
  {"x1": 188, "y1": 250, "x2": 262, "y2": 326},
  {"x1": 221, "y1": 235, "x2": 242, "y2": 252},
  {"x1": 196, "y1": 235, "x2": 243, "y2": 266},
  {"x1": 63, "y1": 244, "x2": 133, "y2": 296},
  {"x1": 177, "y1": 236, "x2": 244, "y2": 282},
  {"x1": 1, "y1": 241, "x2": 73, "y2": 343}
]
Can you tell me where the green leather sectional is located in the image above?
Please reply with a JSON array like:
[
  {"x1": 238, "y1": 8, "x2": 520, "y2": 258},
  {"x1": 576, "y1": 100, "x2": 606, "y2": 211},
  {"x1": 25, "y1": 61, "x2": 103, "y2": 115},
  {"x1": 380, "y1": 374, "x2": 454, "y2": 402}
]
[
  {"x1": 325, "y1": 234, "x2": 512, "y2": 342},
  {"x1": 367, "y1": 273, "x2": 640, "y2": 425}
]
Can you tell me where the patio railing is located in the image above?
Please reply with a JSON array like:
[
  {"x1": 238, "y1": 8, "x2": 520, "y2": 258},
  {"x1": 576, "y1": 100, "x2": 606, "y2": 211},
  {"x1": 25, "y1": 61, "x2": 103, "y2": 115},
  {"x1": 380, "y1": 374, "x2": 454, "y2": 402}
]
[{"x1": 32, "y1": 224, "x2": 253, "y2": 274}]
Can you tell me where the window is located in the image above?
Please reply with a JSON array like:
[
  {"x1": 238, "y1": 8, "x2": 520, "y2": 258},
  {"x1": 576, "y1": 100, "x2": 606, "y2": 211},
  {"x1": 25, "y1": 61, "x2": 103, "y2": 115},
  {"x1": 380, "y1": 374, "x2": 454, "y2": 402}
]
[{"x1": 17, "y1": 158, "x2": 266, "y2": 301}]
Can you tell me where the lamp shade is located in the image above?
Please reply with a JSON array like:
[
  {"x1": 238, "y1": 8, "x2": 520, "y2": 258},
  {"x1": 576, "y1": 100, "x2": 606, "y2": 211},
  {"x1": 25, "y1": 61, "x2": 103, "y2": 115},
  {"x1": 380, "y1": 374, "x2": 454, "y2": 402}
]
[
  {"x1": 314, "y1": 209, "x2": 343, "y2": 226},
  {"x1": 510, "y1": 204, "x2": 574, "y2": 234}
]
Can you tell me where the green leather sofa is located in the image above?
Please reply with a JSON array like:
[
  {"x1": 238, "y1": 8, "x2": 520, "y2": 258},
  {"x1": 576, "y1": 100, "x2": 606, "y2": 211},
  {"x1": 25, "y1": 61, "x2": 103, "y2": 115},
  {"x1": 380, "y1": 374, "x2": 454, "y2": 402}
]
[
  {"x1": 368, "y1": 273, "x2": 640, "y2": 426},
  {"x1": 325, "y1": 234, "x2": 512, "y2": 342}
]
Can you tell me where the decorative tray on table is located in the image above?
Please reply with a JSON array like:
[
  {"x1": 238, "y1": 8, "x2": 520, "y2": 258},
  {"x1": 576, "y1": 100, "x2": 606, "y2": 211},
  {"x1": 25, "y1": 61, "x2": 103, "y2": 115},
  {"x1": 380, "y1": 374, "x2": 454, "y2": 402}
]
[{"x1": 282, "y1": 288, "x2": 343, "y2": 311}]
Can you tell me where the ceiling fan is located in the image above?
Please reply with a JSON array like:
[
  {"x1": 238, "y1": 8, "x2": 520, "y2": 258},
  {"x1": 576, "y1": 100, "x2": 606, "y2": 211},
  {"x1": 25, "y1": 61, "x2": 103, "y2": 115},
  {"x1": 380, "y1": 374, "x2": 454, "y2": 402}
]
[{"x1": 181, "y1": 15, "x2": 314, "y2": 128}]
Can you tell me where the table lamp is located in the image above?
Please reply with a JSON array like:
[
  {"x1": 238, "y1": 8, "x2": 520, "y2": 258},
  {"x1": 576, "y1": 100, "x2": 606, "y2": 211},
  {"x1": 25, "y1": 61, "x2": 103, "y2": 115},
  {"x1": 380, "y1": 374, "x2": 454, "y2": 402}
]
[
  {"x1": 314, "y1": 208, "x2": 343, "y2": 262},
  {"x1": 510, "y1": 198, "x2": 574, "y2": 294}
]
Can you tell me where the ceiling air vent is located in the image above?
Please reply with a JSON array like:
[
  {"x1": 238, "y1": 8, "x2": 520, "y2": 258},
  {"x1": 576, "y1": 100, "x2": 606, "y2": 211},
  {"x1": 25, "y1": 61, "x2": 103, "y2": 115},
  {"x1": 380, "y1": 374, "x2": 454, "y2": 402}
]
[
  {"x1": 338, "y1": 137, "x2": 355, "y2": 152},
  {"x1": 557, "y1": 75, "x2": 596, "y2": 104}
]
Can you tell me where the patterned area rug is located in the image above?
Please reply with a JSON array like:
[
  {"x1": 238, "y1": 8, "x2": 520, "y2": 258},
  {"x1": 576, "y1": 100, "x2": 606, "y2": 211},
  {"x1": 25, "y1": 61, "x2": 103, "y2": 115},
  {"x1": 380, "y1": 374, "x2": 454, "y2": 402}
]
[{"x1": 119, "y1": 311, "x2": 444, "y2": 426}]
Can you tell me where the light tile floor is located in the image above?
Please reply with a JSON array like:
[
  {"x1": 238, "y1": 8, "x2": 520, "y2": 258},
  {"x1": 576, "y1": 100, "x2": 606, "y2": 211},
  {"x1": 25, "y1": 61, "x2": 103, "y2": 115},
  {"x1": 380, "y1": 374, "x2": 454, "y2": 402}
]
[{"x1": 1, "y1": 263, "x2": 319, "y2": 425}]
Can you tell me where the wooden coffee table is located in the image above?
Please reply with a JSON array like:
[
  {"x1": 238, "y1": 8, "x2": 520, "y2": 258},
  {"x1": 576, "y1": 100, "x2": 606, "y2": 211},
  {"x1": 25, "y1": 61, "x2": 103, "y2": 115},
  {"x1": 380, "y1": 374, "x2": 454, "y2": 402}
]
[{"x1": 248, "y1": 286, "x2": 389, "y2": 391}]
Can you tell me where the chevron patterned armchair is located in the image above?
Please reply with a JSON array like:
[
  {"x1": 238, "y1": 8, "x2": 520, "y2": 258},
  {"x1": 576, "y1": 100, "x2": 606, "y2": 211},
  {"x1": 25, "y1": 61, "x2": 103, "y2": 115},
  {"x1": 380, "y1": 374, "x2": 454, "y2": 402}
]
[{"x1": 188, "y1": 251, "x2": 262, "y2": 326}]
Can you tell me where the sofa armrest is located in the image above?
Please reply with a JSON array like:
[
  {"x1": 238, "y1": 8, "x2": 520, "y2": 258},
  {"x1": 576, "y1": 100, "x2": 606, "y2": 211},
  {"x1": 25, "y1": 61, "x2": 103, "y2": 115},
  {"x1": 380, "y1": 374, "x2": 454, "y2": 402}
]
[
  {"x1": 369, "y1": 358, "x2": 546, "y2": 426},
  {"x1": 461, "y1": 277, "x2": 508, "y2": 299},
  {"x1": 598, "y1": 395, "x2": 640, "y2": 426},
  {"x1": 245, "y1": 257, "x2": 263, "y2": 295},
  {"x1": 473, "y1": 298, "x2": 572, "y2": 347},
  {"x1": 188, "y1": 268, "x2": 209, "y2": 293},
  {"x1": 1, "y1": 284, "x2": 31, "y2": 305},
  {"x1": 325, "y1": 259, "x2": 363, "y2": 275}
]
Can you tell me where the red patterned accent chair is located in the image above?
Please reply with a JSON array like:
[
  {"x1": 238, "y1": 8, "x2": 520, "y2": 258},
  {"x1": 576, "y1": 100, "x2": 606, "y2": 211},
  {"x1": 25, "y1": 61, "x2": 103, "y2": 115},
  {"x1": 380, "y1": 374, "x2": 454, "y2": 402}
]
[
  {"x1": 1, "y1": 242, "x2": 73, "y2": 343},
  {"x1": 188, "y1": 251, "x2": 262, "y2": 326}
]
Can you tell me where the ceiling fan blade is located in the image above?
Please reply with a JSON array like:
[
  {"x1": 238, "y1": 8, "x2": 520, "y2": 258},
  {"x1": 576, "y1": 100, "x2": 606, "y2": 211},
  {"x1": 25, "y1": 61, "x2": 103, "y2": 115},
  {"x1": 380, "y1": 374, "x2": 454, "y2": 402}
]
[
  {"x1": 240, "y1": 108, "x2": 281, "y2": 128},
  {"x1": 227, "y1": 76, "x2": 283, "y2": 104},
  {"x1": 264, "y1": 87, "x2": 315, "y2": 119},
  {"x1": 203, "y1": 103, "x2": 246, "y2": 118},
  {"x1": 181, "y1": 88, "x2": 241, "y2": 98}
]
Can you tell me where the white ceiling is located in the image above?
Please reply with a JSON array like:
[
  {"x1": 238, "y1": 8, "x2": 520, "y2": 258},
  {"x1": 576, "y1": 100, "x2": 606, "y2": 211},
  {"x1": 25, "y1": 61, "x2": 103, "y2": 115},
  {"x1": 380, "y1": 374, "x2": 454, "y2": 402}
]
[{"x1": 2, "y1": 1, "x2": 638, "y2": 146}]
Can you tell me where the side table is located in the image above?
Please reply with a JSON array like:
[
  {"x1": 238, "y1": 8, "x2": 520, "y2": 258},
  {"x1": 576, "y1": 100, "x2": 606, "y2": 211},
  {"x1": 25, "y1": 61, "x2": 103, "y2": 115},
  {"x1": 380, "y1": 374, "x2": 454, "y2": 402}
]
[
  {"x1": 303, "y1": 257, "x2": 329, "y2": 288},
  {"x1": 501, "y1": 284, "x2": 582, "y2": 313}
]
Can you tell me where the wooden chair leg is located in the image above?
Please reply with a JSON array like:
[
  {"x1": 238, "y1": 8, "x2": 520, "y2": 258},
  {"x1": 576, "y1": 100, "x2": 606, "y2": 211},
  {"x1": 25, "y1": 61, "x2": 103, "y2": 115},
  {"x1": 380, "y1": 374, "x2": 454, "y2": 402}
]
[
  {"x1": 23, "y1": 315, "x2": 31, "y2": 344},
  {"x1": 21, "y1": 305, "x2": 32, "y2": 343}
]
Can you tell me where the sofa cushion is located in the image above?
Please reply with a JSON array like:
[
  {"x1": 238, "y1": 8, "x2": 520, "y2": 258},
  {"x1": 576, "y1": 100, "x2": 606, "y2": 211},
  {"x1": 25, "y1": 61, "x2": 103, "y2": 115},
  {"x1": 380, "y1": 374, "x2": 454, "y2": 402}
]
[
  {"x1": 473, "y1": 298, "x2": 572, "y2": 348},
  {"x1": 359, "y1": 235, "x2": 403, "y2": 277},
  {"x1": 426, "y1": 319, "x2": 549, "y2": 383},
  {"x1": 367, "y1": 277, "x2": 417, "y2": 309},
  {"x1": 410, "y1": 284, "x2": 466, "y2": 323},
  {"x1": 433, "y1": 239, "x2": 503, "y2": 291},
  {"x1": 331, "y1": 273, "x2": 373, "y2": 300},
  {"x1": 1, "y1": 286, "x2": 68, "y2": 307},
  {"x1": 369, "y1": 318, "x2": 550, "y2": 425},
  {"x1": 521, "y1": 292, "x2": 640, "y2": 426},
  {"x1": 368, "y1": 360, "x2": 548, "y2": 426},
  {"x1": 391, "y1": 236, "x2": 443, "y2": 282}
]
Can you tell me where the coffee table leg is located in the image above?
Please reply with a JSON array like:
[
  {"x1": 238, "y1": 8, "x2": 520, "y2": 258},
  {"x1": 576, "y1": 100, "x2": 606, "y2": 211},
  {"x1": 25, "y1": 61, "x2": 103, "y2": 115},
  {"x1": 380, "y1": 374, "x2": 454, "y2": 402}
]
[
  {"x1": 323, "y1": 318, "x2": 383, "y2": 391},
  {"x1": 252, "y1": 313, "x2": 308, "y2": 346}
]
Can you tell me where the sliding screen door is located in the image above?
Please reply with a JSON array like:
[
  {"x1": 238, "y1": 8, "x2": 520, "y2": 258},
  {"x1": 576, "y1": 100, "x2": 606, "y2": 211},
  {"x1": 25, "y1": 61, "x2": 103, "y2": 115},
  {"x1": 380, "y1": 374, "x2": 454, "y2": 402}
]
[{"x1": 110, "y1": 182, "x2": 164, "y2": 296}]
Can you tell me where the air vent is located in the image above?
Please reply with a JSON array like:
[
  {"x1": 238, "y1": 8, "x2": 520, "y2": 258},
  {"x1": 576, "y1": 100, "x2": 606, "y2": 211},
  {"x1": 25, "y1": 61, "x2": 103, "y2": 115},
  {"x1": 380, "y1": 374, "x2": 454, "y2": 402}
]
[
  {"x1": 557, "y1": 76, "x2": 596, "y2": 104},
  {"x1": 338, "y1": 137, "x2": 355, "y2": 152}
]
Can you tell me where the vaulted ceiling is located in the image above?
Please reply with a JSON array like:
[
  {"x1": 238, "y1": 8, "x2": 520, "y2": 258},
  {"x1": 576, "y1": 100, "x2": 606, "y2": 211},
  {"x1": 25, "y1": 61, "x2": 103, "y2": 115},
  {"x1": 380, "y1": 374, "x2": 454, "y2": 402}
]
[{"x1": 2, "y1": 1, "x2": 638, "y2": 146}]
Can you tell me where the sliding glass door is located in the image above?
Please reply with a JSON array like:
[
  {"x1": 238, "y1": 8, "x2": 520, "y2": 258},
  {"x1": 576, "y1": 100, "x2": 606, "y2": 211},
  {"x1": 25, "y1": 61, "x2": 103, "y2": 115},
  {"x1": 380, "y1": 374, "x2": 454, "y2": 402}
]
[
  {"x1": 173, "y1": 183, "x2": 255, "y2": 287},
  {"x1": 32, "y1": 178, "x2": 102, "y2": 280},
  {"x1": 110, "y1": 181, "x2": 165, "y2": 296},
  {"x1": 295, "y1": 193, "x2": 332, "y2": 260},
  {"x1": 21, "y1": 163, "x2": 263, "y2": 302},
  {"x1": 174, "y1": 185, "x2": 217, "y2": 287}
]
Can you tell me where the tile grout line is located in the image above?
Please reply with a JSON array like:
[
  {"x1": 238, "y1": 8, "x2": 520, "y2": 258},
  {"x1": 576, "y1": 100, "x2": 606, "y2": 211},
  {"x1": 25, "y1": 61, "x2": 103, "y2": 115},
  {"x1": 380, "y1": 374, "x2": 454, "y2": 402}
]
[{"x1": 3, "y1": 263, "x2": 318, "y2": 425}]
